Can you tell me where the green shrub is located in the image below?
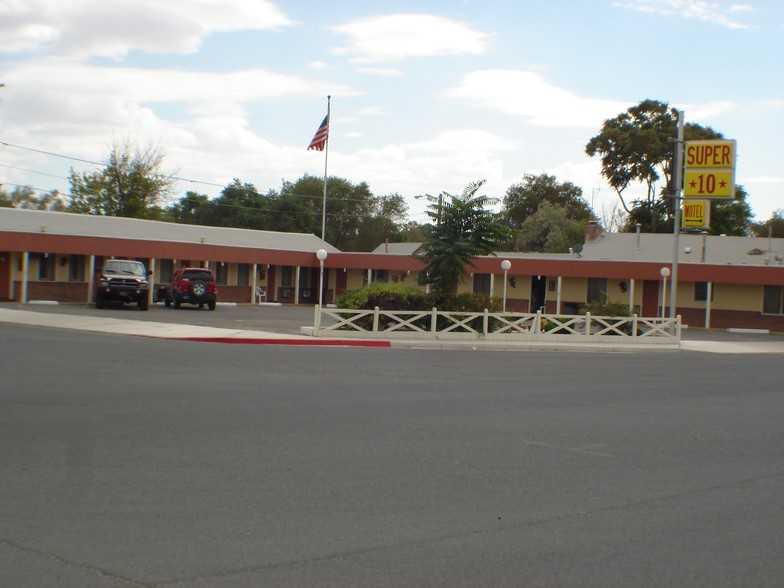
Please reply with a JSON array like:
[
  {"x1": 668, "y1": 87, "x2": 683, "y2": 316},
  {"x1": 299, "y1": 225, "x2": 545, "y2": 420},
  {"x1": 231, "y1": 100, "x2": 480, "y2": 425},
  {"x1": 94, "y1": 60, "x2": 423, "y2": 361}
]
[
  {"x1": 335, "y1": 284, "x2": 502, "y2": 332},
  {"x1": 337, "y1": 281, "x2": 431, "y2": 311},
  {"x1": 579, "y1": 295, "x2": 631, "y2": 317}
]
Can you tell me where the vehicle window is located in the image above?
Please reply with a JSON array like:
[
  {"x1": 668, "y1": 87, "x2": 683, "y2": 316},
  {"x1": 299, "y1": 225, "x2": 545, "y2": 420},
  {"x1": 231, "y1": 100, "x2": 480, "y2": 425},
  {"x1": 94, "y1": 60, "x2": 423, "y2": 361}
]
[
  {"x1": 105, "y1": 261, "x2": 145, "y2": 276},
  {"x1": 183, "y1": 270, "x2": 213, "y2": 281}
]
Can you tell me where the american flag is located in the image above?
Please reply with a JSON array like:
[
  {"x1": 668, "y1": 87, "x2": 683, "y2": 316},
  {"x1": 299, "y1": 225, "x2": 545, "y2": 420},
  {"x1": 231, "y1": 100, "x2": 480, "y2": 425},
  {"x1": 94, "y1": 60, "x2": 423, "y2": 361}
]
[{"x1": 307, "y1": 115, "x2": 329, "y2": 151}]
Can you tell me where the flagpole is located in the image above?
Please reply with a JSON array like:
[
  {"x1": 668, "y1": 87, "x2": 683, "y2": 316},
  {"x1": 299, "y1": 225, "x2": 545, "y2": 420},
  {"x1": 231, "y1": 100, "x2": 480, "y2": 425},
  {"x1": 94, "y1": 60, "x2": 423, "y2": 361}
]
[{"x1": 320, "y1": 95, "x2": 331, "y2": 242}]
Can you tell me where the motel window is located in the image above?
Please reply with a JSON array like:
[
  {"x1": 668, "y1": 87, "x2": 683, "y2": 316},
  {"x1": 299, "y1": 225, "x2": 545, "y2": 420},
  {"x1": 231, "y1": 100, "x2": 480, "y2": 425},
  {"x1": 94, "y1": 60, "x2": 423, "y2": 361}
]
[
  {"x1": 473, "y1": 273, "x2": 491, "y2": 295},
  {"x1": 371, "y1": 270, "x2": 389, "y2": 283},
  {"x1": 763, "y1": 285, "x2": 783, "y2": 315},
  {"x1": 694, "y1": 282, "x2": 714, "y2": 302},
  {"x1": 68, "y1": 255, "x2": 85, "y2": 281},
  {"x1": 159, "y1": 259, "x2": 174, "y2": 283},
  {"x1": 214, "y1": 262, "x2": 228, "y2": 285},
  {"x1": 587, "y1": 278, "x2": 607, "y2": 304},
  {"x1": 38, "y1": 254, "x2": 55, "y2": 281},
  {"x1": 281, "y1": 266, "x2": 293, "y2": 288},
  {"x1": 237, "y1": 263, "x2": 250, "y2": 286}
]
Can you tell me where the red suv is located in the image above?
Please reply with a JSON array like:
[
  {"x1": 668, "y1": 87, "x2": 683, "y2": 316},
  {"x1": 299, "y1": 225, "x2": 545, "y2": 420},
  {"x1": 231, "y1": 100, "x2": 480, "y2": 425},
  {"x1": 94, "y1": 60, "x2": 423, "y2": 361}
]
[{"x1": 164, "y1": 267, "x2": 217, "y2": 310}]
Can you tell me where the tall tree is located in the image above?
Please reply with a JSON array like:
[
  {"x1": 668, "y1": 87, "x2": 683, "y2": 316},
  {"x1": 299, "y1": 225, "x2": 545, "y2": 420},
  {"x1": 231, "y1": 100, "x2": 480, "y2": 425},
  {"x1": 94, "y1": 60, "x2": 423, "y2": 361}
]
[
  {"x1": 418, "y1": 180, "x2": 509, "y2": 298},
  {"x1": 516, "y1": 202, "x2": 586, "y2": 253},
  {"x1": 502, "y1": 173, "x2": 592, "y2": 229},
  {"x1": 68, "y1": 141, "x2": 175, "y2": 219},
  {"x1": 163, "y1": 191, "x2": 213, "y2": 225},
  {"x1": 0, "y1": 185, "x2": 65, "y2": 210},
  {"x1": 752, "y1": 209, "x2": 784, "y2": 238},
  {"x1": 585, "y1": 99, "x2": 677, "y2": 221},
  {"x1": 586, "y1": 98, "x2": 751, "y2": 234}
]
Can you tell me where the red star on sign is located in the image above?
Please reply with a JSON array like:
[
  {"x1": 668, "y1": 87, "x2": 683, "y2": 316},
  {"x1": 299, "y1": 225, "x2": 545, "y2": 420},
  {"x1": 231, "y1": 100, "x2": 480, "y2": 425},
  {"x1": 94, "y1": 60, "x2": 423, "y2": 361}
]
[
  {"x1": 719, "y1": 180, "x2": 727, "y2": 188},
  {"x1": 689, "y1": 180, "x2": 697, "y2": 189}
]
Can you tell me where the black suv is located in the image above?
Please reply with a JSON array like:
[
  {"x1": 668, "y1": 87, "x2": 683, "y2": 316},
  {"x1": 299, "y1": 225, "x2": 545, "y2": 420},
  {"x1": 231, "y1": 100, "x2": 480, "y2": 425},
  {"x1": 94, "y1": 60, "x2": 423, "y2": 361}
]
[
  {"x1": 164, "y1": 267, "x2": 217, "y2": 310},
  {"x1": 95, "y1": 259, "x2": 150, "y2": 310}
]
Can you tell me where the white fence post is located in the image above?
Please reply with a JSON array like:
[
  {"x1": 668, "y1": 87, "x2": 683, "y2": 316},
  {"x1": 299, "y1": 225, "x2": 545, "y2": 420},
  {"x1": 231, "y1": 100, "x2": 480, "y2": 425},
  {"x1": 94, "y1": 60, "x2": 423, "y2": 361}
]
[
  {"x1": 313, "y1": 304, "x2": 321, "y2": 333},
  {"x1": 483, "y1": 308, "x2": 489, "y2": 335},
  {"x1": 585, "y1": 312, "x2": 591, "y2": 336},
  {"x1": 373, "y1": 306, "x2": 380, "y2": 332},
  {"x1": 632, "y1": 313, "x2": 638, "y2": 338},
  {"x1": 534, "y1": 310, "x2": 542, "y2": 334},
  {"x1": 431, "y1": 307, "x2": 438, "y2": 333}
]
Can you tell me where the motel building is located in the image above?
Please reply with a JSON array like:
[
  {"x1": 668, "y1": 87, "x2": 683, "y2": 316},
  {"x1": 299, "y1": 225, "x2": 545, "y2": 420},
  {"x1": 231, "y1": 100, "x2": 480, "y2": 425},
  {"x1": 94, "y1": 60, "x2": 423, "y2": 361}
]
[{"x1": 2, "y1": 207, "x2": 784, "y2": 332}]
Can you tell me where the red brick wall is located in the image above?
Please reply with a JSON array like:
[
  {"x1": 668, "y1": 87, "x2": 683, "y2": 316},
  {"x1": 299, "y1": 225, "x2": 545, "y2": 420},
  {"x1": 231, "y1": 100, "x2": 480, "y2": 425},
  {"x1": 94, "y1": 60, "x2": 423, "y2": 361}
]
[
  {"x1": 216, "y1": 285, "x2": 252, "y2": 304},
  {"x1": 15, "y1": 281, "x2": 88, "y2": 303}
]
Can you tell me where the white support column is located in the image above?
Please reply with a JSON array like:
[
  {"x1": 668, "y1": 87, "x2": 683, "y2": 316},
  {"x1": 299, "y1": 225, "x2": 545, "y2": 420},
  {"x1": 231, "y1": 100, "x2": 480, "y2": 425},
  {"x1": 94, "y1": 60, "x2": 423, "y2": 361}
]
[
  {"x1": 8, "y1": 253, "x2": 15, "y2": 301},
  {"x1": 21, "y1": 251, "x2": 29, "y2": 304},
  {"x1": 556, "y1": 276, "x2": 562, "y2": 314},
  {"x1": 251, "y1": 263, "x2": 258, "y2": 304},
  {"x1": 629, "y1": 278, "x2": 635, "y2": 313},
  {"x1": 367, "y1": 268, "x2": 372, "y2": 285},
  {"x1": 87, "y1": 255, "x2": 95, "y2": 304},
  {"x1": 295, "y1": 266, "x2": 301, "y2": 304},
  {"x1": 148, "y1": 258, "x2": 156, "y2": 306},
  {"x1": 489, "y1": 273, "x2": 495, "y2": 299},
  {"x1": 705, "y1": 282, "x2": 713, "y2": 329}
]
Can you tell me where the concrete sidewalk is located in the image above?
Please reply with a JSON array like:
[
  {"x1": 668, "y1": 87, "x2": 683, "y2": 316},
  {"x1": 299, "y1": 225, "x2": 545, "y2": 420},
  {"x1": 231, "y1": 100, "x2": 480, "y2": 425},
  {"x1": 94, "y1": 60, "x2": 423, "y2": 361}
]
[{"x1": 3, "y1": 306, "x2": 784, "y2": 353}]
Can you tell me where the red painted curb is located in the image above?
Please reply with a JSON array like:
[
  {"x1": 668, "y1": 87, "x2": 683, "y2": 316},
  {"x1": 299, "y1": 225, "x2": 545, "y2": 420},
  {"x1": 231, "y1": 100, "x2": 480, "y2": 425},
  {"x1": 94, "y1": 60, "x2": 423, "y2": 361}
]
[{"x1": 177, "y1": 337, "x2": 391, "y2": 347}]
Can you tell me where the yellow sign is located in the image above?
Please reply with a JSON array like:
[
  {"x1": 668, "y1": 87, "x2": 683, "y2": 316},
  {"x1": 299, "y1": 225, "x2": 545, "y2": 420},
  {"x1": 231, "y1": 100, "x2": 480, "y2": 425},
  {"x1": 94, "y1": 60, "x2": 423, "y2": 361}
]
[
  {"x1": 684, "y1": 170, "x2": 735, "y2": 198},
  {"x1": 682, "y1": 199, "x2": 710, "y2": 229},
  {"x1": 683, "y1": 139, "x2": 736, "y2": 200},
  {"x1": 685, "y1": 140, "x2": 735, "y2": 169}
]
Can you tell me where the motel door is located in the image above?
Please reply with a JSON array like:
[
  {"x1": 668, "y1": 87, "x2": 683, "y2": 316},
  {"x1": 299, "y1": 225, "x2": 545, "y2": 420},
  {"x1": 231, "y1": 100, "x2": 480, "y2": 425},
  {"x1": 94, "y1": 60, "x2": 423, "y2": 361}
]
[
  {"x1": 336, "y1": 269, "x2": 348, "y2": 298},
  {"x1": 641, "y1": 280, "x2": 660, "y2": 317},
  {"x1": 0, "y1": 252, "x2": 9, "y2": 300},
  {"x1": 530, "y1": 276, "x2": 547, "y2": 313}
]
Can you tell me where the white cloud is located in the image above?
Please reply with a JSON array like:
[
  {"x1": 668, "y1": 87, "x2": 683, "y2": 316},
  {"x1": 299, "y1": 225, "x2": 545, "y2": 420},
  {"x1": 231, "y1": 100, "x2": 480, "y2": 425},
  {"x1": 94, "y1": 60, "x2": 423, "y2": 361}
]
[
  {"x1": 331, "y1": 14, "x2": 490, "y2": 63},
  {"x1": 306, "y1": 61, "x2": 331, "y2": 70},
  {"x1": 356, "y1": 67, "x2": 404, "y2": 77},
  {"x1": 358, "y1": 106, "x2": 388, "y2": 117},
  {"x1": 446, "y1": 70, "x2": 627, "y2": 128},
  {"x1": 0, "y1": 0, "x2": 293, "y2": 58},
  {"x1": 614, "y1": 0, "x2": 753, "y2": 29},
  {"x1": 405, "y1": 130, "x2": 520, "y2": 154}
]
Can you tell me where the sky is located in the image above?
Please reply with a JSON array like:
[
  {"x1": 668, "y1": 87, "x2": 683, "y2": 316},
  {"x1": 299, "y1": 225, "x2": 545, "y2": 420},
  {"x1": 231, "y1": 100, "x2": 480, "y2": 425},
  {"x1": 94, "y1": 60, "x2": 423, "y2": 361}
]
[{"x1": 1, "y1": 0, "x2": 782, "y2": 227}]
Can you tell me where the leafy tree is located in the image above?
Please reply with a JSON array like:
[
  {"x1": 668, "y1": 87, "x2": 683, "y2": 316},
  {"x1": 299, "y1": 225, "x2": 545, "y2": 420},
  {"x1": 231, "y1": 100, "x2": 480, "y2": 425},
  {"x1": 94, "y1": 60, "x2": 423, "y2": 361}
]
[
  {"x1": 418, "y1": 180, "x2": 509, "y2": 298},
  {"x1": 752, "y1": 209, "x2": 784, "y2": 238},
  {"x1": 516, "y1": 202, "x2": 586, "y2": 252},
  {"x1": 68, "y1": 141, "x2": 175, "y2": 219},
  {"x1": 272, "y1": 175, "x2": 407, "y2": 251},
  {"x1": 710, "y1": 185, "x2": 754, "y2": 236},
  {"x1": 209, "y1": 180, "x2": 272, "y2": 229},
  {"x1": 164, "y1": 191, "x2": 213, "y2": 224},
  {"x1": 355, "y1": 193, "x2": 409, "y2": 251},
  {"x1": 0, "y1": 185, "x2": 65, "y2": 210},
  {"x1": 622, "y1": 199, "x2": 673, "y2": 233},
  {"x1": 502, "y1": 173, "x2": 592, "y2": 229},
  {"x1": 585, "y1": 99, "x2": 677, "y2": 222},
  {"x1": 587, "y1": 98, "x2": 751, "y2": 235}
]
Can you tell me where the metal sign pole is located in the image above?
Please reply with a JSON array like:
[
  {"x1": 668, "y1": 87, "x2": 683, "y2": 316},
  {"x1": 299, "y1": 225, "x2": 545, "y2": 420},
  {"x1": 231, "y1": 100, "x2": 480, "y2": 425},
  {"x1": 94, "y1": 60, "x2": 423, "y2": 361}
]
[{"x1": 670, "y1": 110, "x2": 684, "y2": 323}]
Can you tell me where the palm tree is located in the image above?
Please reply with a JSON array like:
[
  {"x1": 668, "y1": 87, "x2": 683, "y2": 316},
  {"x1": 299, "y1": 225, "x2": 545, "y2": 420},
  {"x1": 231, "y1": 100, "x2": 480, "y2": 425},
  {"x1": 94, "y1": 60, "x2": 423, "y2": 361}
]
[{"x1": 418, "y1": 180, "x2": 509, "y2": 298}]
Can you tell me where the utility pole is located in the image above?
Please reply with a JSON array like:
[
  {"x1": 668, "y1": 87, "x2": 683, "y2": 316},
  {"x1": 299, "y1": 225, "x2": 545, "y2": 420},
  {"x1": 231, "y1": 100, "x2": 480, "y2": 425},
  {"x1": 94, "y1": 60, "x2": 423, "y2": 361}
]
[{"x1": 669, "y1": 110, "x2": 684, "y2": 322}]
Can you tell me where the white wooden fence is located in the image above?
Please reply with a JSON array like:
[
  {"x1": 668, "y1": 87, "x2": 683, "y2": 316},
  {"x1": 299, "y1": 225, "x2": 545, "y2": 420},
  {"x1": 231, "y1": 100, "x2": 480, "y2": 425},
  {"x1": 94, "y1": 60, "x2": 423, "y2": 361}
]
[{"x1": 312, "y1": 307, "x2": 681, "y2": 344}]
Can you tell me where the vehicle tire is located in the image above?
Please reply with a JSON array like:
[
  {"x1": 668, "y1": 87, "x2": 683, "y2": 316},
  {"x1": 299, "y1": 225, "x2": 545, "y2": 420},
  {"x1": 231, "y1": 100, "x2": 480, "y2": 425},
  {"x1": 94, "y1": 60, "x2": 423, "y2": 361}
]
[
  {"x1": 95, "y1": 291, "x2": 104, "y2": 309},
  {"x1": 173, "y1": 294, "x2": 181, "y2": 309},
  {"x1": 138, "y1": 297, "x2": 149, "y2": 311},
  {"x1": 208, "y1": 300, "x2": 216, "y2": 311},
  {"x1": 190, "y1": 281, "x2": 206, "y2": 297}
]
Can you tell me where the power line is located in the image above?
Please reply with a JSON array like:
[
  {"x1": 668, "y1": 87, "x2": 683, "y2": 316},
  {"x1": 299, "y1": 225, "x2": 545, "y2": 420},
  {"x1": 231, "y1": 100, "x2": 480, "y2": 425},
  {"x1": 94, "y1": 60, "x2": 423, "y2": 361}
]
[{"x1": 0, "y1": 163, "x2": 69, "y2": 180}]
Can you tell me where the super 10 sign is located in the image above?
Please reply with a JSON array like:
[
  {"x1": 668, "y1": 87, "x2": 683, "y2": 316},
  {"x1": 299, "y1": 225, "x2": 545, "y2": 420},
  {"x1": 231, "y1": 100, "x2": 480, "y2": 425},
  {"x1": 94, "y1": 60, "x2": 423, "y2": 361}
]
[{"x1": 683, "y1": 139, "x2": 736, "y2": 199}]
